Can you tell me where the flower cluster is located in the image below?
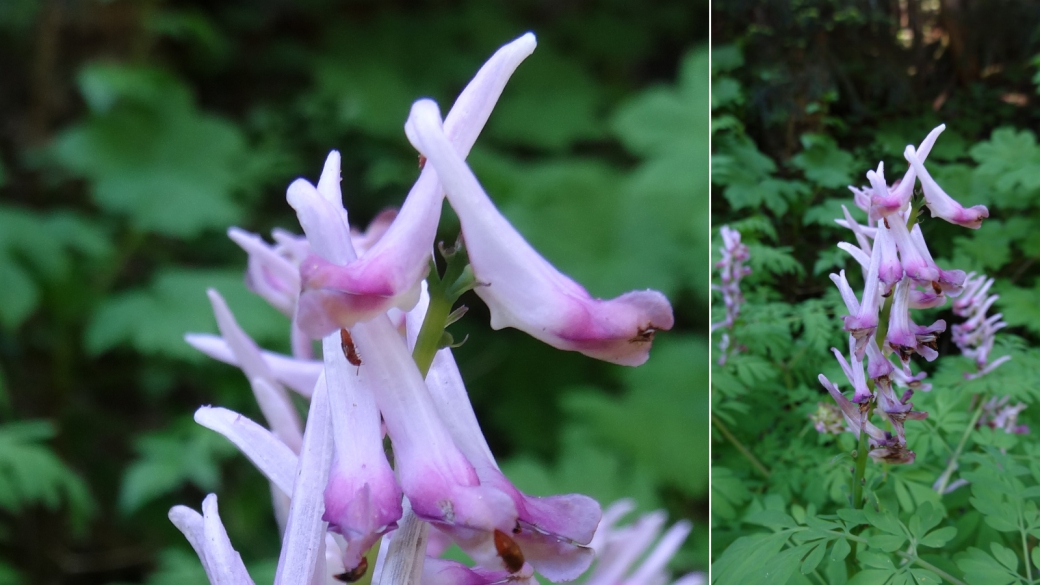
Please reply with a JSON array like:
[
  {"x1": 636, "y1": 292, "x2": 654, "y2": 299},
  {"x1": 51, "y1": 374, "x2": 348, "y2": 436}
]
[
  {"x1": 169, "y1": 34, "x2": 679, "y2": 585},
  {"x1": 952, "y1": 272, "x2": 1011, "y2": 380},
  {"x1": 819, "y1": 125, "x2": 988, "y2": 464},
  {"x1": 977, "y1": 395, "x2": 1029, "y2": 435},
  {"x1": 711, "y1": 225, "x2": 750, "y2": 365}
]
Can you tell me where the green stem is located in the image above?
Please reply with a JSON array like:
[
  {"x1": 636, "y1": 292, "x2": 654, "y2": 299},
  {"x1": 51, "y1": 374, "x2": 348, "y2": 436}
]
[
  {"x1": 902, "y1": 554, "x2": 966, "y2": 585},
  {"x1": 853, "y1": 424, "x2": 870, "y2": 510},
  {"x1": 1024, "y1": 525, "x2": 1034, "y2": 583},
  {"x1": 712, "y1": 413, "x2": 770, "y2": 478},
  {"x1": 411, "y1": 285, "x2": 453, "y2": 378},
  {"x1": 934, "y1": 397, "x2": 985, "y2": 495},
  {"x1": 849, "y1": 425, "x2": 871, "y2": 570}
]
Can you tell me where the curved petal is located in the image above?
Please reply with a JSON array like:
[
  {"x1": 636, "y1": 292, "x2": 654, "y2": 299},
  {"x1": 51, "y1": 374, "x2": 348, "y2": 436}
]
[
  {"x1": 905, "y1": 144, "x2": 989, "y2": 229},
  {"x1": 294, "y1": 35, "x2": 538, "y2": 332},
  {"x1": 405, "y1": 99, "x2": 673, "y2": 366}
]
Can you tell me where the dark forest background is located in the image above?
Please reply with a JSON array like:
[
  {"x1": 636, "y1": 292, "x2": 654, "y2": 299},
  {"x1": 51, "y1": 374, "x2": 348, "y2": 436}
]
[
  {"x1": 0, "y1": 1, "x2": 708, "y2": 583},
  {"x1": 712, "y1": 2, "x2": 1040, "y2": 583}
]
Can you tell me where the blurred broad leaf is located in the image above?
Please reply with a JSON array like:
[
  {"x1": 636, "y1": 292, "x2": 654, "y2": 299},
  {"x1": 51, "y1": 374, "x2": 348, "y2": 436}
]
[
  {"x1": 500, "y1": 426, "x2": 661, "y2": 513},
  {"x1": 0, "y1": 206, "x2": 111, "y2": 329},
  {"x1": 611, "y1": 47, "x2": 708, "y2": 298},
  {"x1": 54, "y1": 64, "x2": 248, "y2": 237},
  {"x1": 790, "y1": 134, "x2": 856, "y2": 189},
  {"x1": 488, "y1": 48, "x2": 605, "y2": 151},
  {"x1": 119, "y1": 421, "x2": 237, "y2": 514},
  {"x1": 562, "y1": 336, "x2": 709, "y2": 497},
  {"x1": 85, "y1": 267, "x2": 288, "y2": 360},
  {"x1": 970, "y1": 127, "x2": 1040, "y2": 208}
]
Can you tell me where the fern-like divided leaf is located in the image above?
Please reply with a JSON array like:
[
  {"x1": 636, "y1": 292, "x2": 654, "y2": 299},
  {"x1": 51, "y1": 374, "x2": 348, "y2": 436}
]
[{"x1": 0, "y1": 420, "x2": 94, "y2": 531}]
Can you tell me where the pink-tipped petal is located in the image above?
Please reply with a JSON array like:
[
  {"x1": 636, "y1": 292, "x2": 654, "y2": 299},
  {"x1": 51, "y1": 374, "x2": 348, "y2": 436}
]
[
  {"x1": 320, "y1": 332, "x2": 403, "y2": 572},
  {"x1": 292, "y1": 35, "x2": 539, "y2": 334},
  {"x1": 406, "y1": 99, "x2": 673, "y2": 366},
  {"x1": 905, "y1": 145, "x2": 989, "y2": 229}
]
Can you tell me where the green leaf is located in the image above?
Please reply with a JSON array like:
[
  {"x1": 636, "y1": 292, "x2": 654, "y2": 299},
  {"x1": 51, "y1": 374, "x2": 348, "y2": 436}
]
[
  {"x1": 711, "y1": 466, "x2": 751, "y2": 520},
  {"x1": 745, "y1": 509, "x2": 798, "y2": 530},
  {"x1": 712, "y1": 532, "x2": 793, "y2": 585},
  {"x1": 956, "y1": 547, "x2": 1022, "y2": 585},
  {"x1": 909, "y1": 569, "x2": 942, "y2": 585},
  {"x1": 500, "y1": 427, "x2": 661, "y2": 513},
  {"x1": 970, "y1": 127, "x2": 1040, "y2": 206},
  {"x1": 918, "y1": 526, "x2": 957, "y2": 548},
  {"x1": 868, "y1": 534, "x2": 907, "y2": 552},
  {"x1": 489, "y1": 48, "x2": 605, "y2": 151},
  {"x1": 801, "y1": 542, "x2": 827, "y2": 574},
  {"x1": 864, "y1": 505, "x2": 905, "y2": 536},
  {"x1": 846, "y1": 569, "x2": 895, "y2": 585},
  {"x1": 54, "y1": 64, "x2": 248, "y2": 237},
  {"x1": 858, "y1": 551, "x2": 896, "y2": 571},
  {"x1": 0, "y1": 206, "x2": 112, "y2": 329},
  {"x1": 562, "y1": 337, "x2": 708, "y2": 497},
  {"x1": 119, "y1": 421, "x2": 237, "y2": 514},
  {"x1": 85, "y1": 267, "x2": 287, "y2": 360},
  {"x1": 991, "y1": 542, "x2": 1019, "y2": 572},
  {"x1": 790, "y1": 134, "x2": 857, "y2": 189},
  {"x1": 0, "y1": 421, "x2": 94, "y2": 532},
  {"x1": 836, "y1": 508, "x2": 869, "y2": 526},
  {"x1": 831, "y1": 538, "x2": 852, "y2": 562}
]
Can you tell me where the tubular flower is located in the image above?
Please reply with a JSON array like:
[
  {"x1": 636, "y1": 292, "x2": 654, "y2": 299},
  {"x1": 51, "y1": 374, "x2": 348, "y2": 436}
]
[
  {"x1": 978, "y1": 396, "x2": 1029, "y2": 435},
  {"x1": 711, "y1": 225, "x2": 750, "y2": 365},
  {"x1": 320, "y1": 332, "x2": 404, "y2": 573},
  {"x1": 406, "y1": 290, "x2": 601, "y2": 581},
  {"x1": 403, "y1": 99, "x2": 673, "y2": 367},
  {"x1": 904, "y1": 142, "x2": 989, "y2": 229},
  {"x1": 860, "y1": 124, "x2": 944, "y2": 221},
  {"x1": 294, "y1": 33, "x2": 538, "y2": 336},
  {"x1": 885, "y1": 279, "x2": 946, "y2": 365},
  {"x1": 952, "y1": 272, "x2": 1011, "y2": 379}
]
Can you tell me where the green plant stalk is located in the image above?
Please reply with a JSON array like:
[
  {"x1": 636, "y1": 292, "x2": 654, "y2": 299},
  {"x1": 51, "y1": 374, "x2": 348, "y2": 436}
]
[
  {"x1": 387, "y1": 263, "x2": 461, "y2": 585},
  {"x1": 712, "y1": 413, "x2": 771, "y2": 478},
  {"x1": 411, "y1": 286, "x2": 453, "y2": 378},
  {"x1": 852, "y1": 425, "x2": 870, "y2": 510},
  {"x1": 848, "y1": 422, "x2": 871, "y2": 572},
  {"x1": 1023, "y1": 524, "x2": 1033, "y2": 583},
  {"x1": 934, "y1": 397, "x2": 986, "y2": 495}
]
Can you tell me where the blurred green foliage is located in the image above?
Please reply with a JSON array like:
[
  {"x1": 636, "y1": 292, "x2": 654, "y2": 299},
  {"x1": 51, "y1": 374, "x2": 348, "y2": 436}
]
[
  {"x1": 0, "y1": 0, "x2": 706, "y2": 582},
  {"x1": 712, "y1": 2, "x2": 1040, "y2": 583}
]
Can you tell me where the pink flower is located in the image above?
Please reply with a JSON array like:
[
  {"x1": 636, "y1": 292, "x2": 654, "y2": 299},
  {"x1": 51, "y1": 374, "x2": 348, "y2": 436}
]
[
  {"x1": 407, "y1": 290, "x2": 600, "y2": 581},
  {"x1": 904, "y1": 141, "x2": 989, "y2": 229},
  {"x1": 404, "y1": 99, "x2": 673, "y2": 366},
  {"x1": 294, "y1": 34, "x2": 538, "y2": 336}
]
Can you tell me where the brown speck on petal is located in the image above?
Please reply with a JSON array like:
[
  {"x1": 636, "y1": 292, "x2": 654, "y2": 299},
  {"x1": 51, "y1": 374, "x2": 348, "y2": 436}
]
[{"x1": 629, "y1": 326, "x2": 656, "y2": 344}]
